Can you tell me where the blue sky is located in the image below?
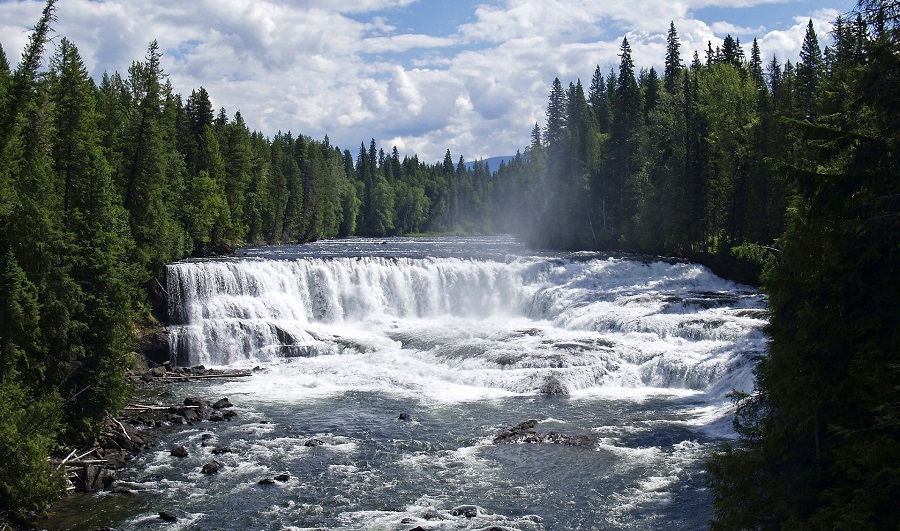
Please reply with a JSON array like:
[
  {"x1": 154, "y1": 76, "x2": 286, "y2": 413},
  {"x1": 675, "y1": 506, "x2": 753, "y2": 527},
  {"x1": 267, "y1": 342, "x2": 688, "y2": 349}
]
[{"x1": 0, "y1": 0, "x2": 856, "y2": 162}]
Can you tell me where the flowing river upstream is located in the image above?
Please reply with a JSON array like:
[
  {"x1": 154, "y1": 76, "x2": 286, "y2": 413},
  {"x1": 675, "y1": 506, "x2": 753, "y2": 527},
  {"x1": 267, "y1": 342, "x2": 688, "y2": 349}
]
[{"x1": 50, "y1": 236, "x2": 767, "y2": 529}]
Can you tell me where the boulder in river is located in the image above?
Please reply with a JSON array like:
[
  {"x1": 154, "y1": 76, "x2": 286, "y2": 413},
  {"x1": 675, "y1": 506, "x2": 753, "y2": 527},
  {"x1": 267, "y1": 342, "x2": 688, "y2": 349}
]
[
  {"x1": 493, "y1": 419, "x2": 543, "y2": 444},
  {"x1": 184, "y1": 397, "x2": 209, "y2": 416},
  {"x1": 158, "y1": 511, "x2": 178, "y2": 522},
  {"x1": 170, "y1": 445, "x2": 188, "y2": 458},
  {"x1": 492, "y1": 420, "x2": 596, "y2": 447},
  {"x1": 274, "y1": 473, "x2": 290, "y2": 482},
  {"x1": 212, "y1": 398, "x2": 233, "y2": 409},
  {"x1": 201, "y1": 461, "x2": 222, "y2": 475},
  {"x1": 257, "y1": 478, "x2": 276, "y2": 485},
  {"x1": 182, "y1": 408, "x2": 200, "y2": 422}
]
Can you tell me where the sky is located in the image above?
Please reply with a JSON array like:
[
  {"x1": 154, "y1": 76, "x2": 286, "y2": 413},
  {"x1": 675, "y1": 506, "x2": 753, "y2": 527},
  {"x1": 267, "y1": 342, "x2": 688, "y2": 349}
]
[{"x1": 0, "y1": 0, "x2": 856, "y2": 163}]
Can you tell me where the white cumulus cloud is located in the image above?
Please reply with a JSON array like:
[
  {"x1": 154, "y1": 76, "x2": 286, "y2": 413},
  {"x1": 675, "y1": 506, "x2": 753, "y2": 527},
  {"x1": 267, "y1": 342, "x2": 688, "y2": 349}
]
[{"x1": 0, "y1": 0, "x2": 851, "y2": 162}]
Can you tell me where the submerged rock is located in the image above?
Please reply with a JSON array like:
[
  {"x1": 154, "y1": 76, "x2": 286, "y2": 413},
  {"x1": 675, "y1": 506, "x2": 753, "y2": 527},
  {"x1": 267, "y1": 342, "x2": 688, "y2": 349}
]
[
  {"x1": 451, "y1": 505, "x2": 480, "y2": 518},
  {"x1": 544, "y1": 431, "x2": 596, "y2": 447},
  {"x1": 420, "y1": 507, "x2": 446, "y2": 520},
  {"x1": 158, "y1": 511, "x2": 178, "y2": 522},
  {"x1": 257, "y1": 478, "x2": 276, "y2": 485},
  {"x1": 274, "y1": 473, "x2": 290, "y2": 482},
  {"x1": 539, "y1": 374, "x2": 569, "y2": 396}
]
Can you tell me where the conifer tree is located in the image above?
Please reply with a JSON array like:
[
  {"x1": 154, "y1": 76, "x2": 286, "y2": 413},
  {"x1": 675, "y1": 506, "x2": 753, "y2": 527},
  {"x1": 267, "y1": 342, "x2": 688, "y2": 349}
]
[
  {"x1": 664, "y1": 22, "x2": 682, "y2": 95},
  {"x1": 607, "y1": 37, "x2": 643, "y2": 235},
  {"x1": 797, "y1": 20, "x2": 823, "y2": 120}
]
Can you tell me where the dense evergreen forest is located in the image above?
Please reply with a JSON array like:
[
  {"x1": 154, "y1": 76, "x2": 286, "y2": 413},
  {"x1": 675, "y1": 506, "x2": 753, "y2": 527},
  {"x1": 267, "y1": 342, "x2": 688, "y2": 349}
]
[{"x1": 0, "y1": 0, "x2": 897, "y2": 526}]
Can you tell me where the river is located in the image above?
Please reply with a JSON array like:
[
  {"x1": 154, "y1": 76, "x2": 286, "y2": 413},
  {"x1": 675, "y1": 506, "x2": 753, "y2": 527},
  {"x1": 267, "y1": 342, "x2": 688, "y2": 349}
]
[{"x1": 46, "y1": 236, "x2": 766, "y2": 529}]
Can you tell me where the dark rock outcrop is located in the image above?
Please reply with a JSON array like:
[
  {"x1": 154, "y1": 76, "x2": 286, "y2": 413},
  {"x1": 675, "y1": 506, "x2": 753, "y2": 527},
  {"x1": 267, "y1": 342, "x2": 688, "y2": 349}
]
[
  {"x1": 493, "y1": 420, "x2": 596, "y2": 447},
  {"x1": 170, "y1": 446, "x2": 188, "y2": 458}
]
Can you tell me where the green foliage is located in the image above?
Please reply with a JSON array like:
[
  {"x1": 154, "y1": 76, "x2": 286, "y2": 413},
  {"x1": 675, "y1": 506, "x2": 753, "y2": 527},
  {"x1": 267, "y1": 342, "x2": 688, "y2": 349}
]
[
  {"x1": 0, "y1": 382, "x2": 62, "y2": 521},
  {"x1": 708, "y1": 3, "x2": 900, "y2": 527}
]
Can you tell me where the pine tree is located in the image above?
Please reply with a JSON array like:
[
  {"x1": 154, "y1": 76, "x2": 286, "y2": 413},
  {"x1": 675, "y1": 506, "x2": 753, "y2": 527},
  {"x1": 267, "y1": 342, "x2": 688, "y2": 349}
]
[
  {"x1": 544, "y1": 78, "x2": 567, "y2": 159},
  {"x1": 797, "y1": 20, "x2": 823, "y2": 120},
  {"x1": 664, "y1": 22, "x2": 682, "y2": 95},
  {"x1": 0, "y1": 43, "x2": 10, "y2": 113},
  {"x1": 121, "y1": 41, "x2": 177, "y2": 278},
  {"x1": 607, "y1": 37, "x2": 643, "y2": 236},
  {"x1": 588, "y1": 65, "x2": 611, "y2": 133}
]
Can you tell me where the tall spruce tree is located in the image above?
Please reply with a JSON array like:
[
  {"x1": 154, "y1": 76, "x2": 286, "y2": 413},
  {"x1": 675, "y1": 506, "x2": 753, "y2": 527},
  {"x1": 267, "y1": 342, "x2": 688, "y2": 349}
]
[
  {"x1": 608, "y1": 37, "x2": 643, "y2": 236},
  {"x1": 797, "y1": 20, "x2": 824, "y2": 120},
  {"x1": 664, "y1": 22, "x2": 682, "y2": 95}
]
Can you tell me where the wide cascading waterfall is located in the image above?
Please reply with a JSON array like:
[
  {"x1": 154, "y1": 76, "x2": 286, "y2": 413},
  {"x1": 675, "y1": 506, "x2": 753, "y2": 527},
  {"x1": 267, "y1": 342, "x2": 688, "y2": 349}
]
[
  {"x1": 168, "y1": 256, "x2": 529, "y2": 366},
  {"x1": 167, "y1": 251, "x2": 766, "y2": 399}
]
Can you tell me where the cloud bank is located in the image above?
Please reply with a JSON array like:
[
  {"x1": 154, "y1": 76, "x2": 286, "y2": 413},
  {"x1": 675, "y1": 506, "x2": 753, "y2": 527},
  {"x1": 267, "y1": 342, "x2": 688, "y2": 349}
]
[{"x1": 0, "y1": 0, "x2": 850, "y2": 161}]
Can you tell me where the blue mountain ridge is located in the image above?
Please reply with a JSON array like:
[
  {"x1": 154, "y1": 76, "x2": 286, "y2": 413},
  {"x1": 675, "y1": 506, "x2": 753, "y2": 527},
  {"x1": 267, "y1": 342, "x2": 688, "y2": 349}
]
[{"x1": 463, "y1": 155, "x2": 515, "y2": 174}]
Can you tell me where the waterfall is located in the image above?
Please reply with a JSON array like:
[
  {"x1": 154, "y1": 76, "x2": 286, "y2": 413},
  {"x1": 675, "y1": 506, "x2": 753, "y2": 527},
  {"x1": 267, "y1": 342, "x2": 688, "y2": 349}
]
[{"x1": 167, "y1": 253, "x2": 766, "y2": 396}]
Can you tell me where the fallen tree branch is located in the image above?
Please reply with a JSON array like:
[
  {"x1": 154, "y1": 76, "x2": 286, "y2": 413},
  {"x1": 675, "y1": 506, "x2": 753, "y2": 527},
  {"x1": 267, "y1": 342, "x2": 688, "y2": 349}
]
[
  {"x1": 107, "y1": 414, "x2": 131, "y2": 442},
  {"x1": 124, "y1": 404, "x2": 200, "y2": 412},
  {"x1": 162, "y1": 371, "x2": 252, "y2": 379},
  {"x1": 54, "y1": 448, "x2": 79, "y2": 470},
  {"x1": 58, "y1": 459, "x2": 108, "y2": 467}
]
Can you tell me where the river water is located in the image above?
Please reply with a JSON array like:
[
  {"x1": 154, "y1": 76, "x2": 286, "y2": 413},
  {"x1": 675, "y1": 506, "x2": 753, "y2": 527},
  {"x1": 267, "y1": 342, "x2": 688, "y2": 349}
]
[{"x1": 47, "y1": 236, "x2": 766, "y2": 530}]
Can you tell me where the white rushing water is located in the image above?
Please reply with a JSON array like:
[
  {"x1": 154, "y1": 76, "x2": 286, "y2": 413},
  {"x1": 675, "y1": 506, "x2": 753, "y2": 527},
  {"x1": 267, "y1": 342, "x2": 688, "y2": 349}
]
[{"x1": 168, "y1": 248, "x2": 765, "y2": 404}]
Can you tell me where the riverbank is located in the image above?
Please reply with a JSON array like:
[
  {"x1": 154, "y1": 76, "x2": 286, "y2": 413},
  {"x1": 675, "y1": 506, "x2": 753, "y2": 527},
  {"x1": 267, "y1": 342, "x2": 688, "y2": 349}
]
[{"x1": 35, "y1": 367, "x2": 254, "y2": 530}]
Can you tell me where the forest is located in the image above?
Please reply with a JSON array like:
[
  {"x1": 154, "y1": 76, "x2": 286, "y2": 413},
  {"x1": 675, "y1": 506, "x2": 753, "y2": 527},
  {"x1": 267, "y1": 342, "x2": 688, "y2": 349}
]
[{"x1": 0, "y1": 0, "x2": 897, "y2": 527}]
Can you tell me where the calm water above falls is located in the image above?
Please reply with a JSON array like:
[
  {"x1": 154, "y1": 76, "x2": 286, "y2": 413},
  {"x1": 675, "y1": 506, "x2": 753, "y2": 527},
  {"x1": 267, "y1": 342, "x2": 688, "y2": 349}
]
[{"x1": 54, "y1": 236, "x2": 767, "y2": 529}]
